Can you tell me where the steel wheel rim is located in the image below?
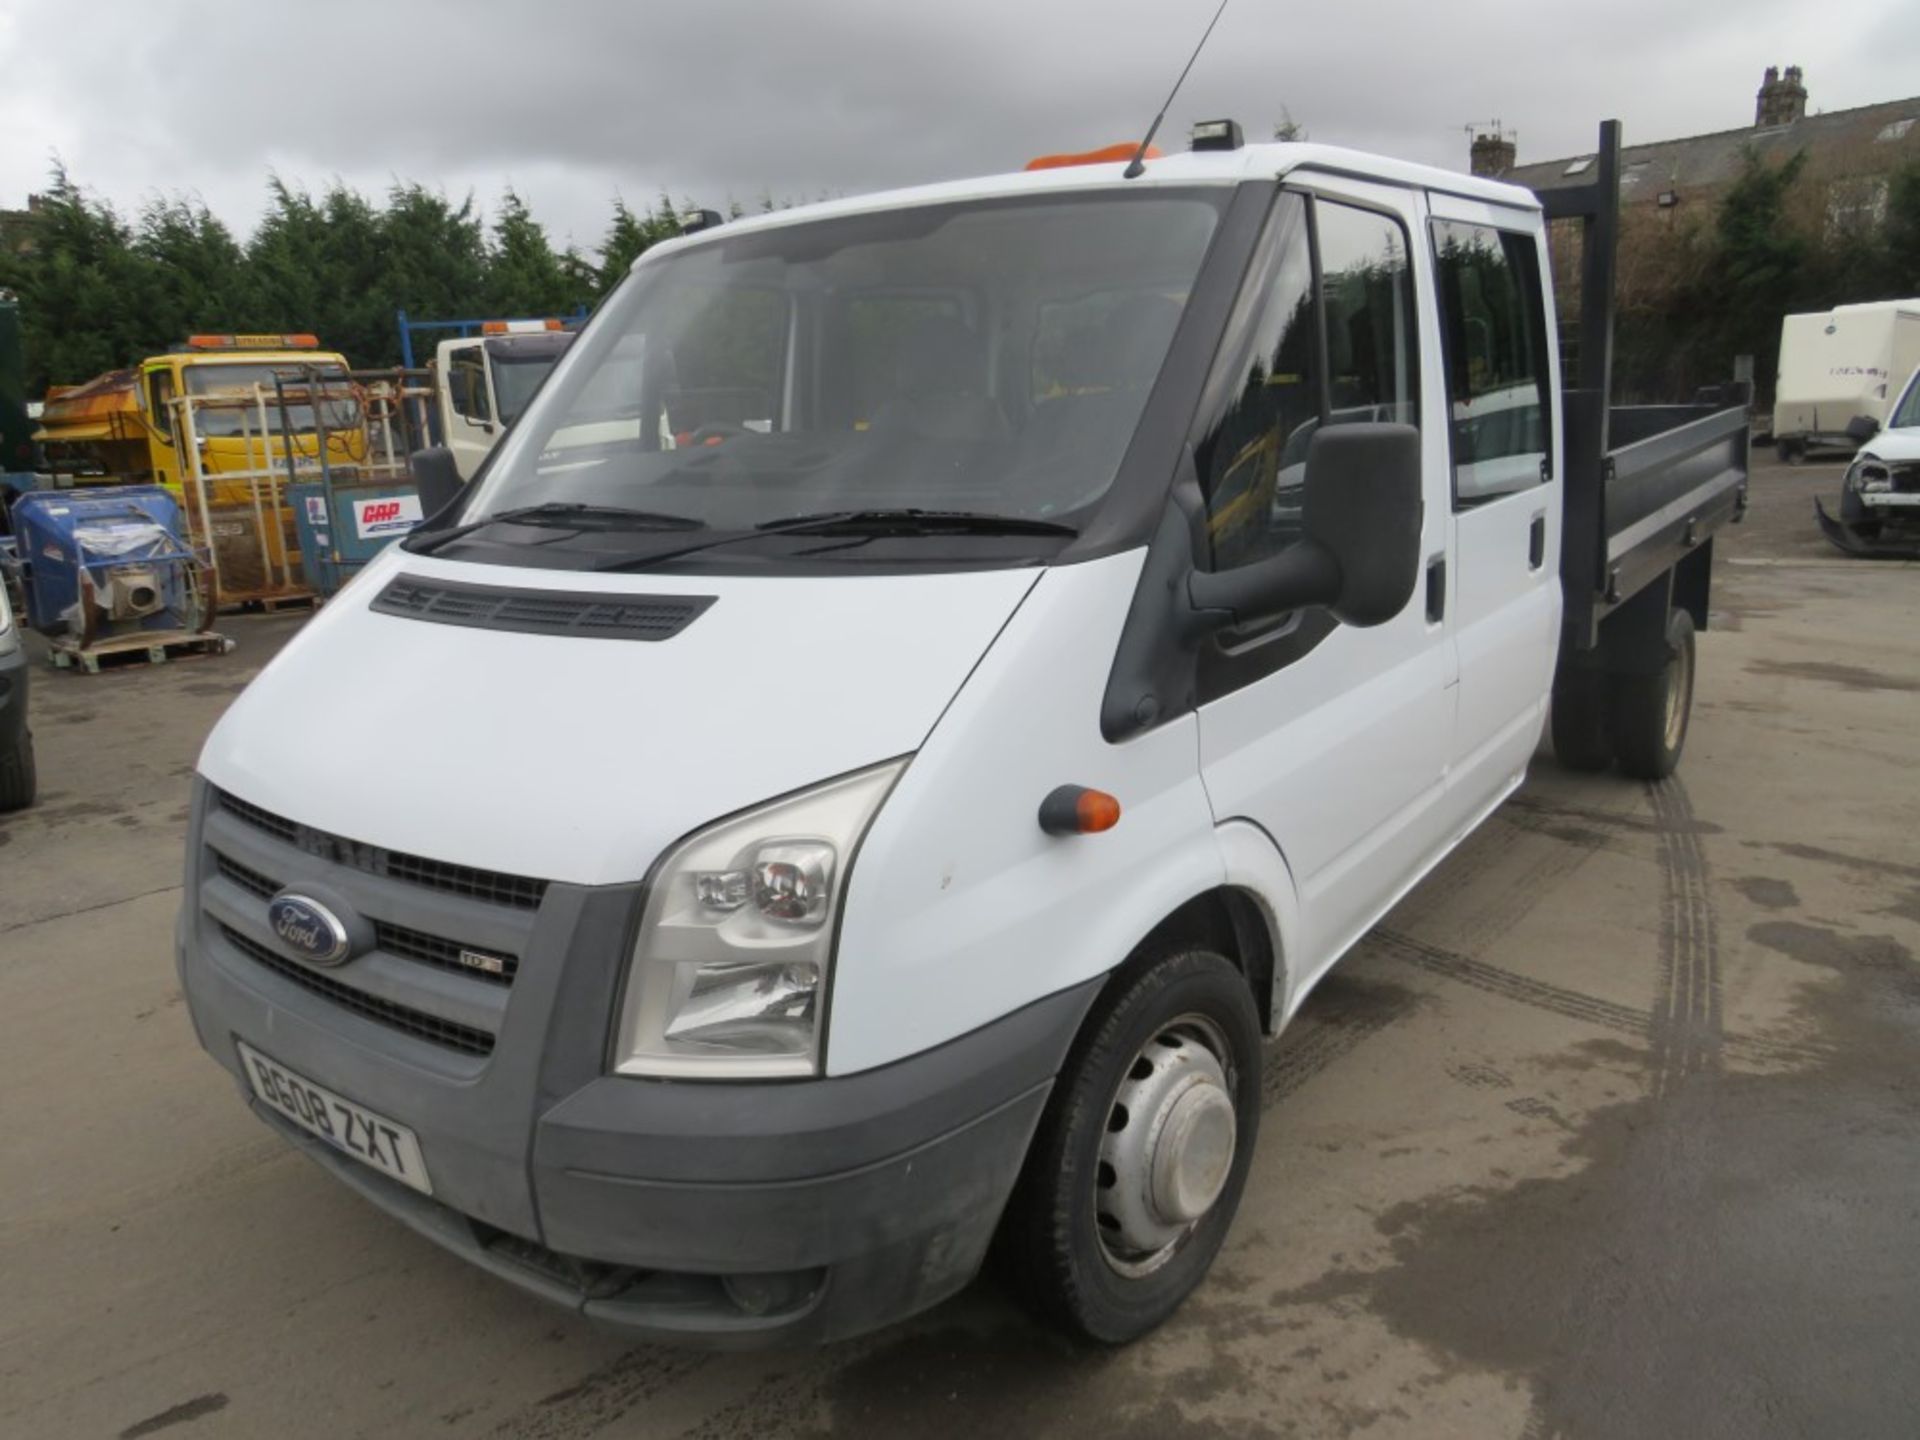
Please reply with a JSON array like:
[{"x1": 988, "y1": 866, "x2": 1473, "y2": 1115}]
[
  {"x1": 1094, "y1": 1012, "x2": 1239, "y2": 1279},
  {"x1": 1664, "y1": 634, "x2": 1692, "y2": 751}
]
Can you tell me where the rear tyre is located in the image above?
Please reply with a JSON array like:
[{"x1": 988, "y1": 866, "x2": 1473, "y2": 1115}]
[
  {"x1": 0, "y1": 726, "x2": 35, "y2": 812},
  {"x1": 1000, "y1": 948, "x2": 1262, "y2": 1344},
  {"x1": 1777, "y1": 439, "x2": 1806, "y2": 465},
  {"x1": 1550, "y1": 665, "x2": 1614, "y2": 772},
  {"x1": 1609, "y1": 609, "x2": 1695, "y2": 781}
]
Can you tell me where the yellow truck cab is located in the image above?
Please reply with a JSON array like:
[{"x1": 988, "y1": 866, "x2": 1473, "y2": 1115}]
[
  {"x1": 136, "y1": 335, "x2": 363, "y2": 505},
  {"x1": 38, "y1": 335, "x2": 366, "y2": 604},
  {"x1": 40, "y1": 334, "x2": 362, "y2": 507}
]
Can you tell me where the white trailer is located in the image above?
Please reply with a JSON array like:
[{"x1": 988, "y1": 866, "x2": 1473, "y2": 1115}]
[{"x1": 1772, "y1": 300, "x2": 1920, "y2": 460}]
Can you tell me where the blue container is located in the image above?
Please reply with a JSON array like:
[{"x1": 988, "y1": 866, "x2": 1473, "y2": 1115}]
[
  {"x1": 10, "y1": 485, "x2": 199, "y2": 635},
  {"x1": 289, "y1": 479, "x2": 424, "y2": 597}
]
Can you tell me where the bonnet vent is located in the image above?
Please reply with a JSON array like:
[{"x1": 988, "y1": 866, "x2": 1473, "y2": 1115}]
[{"x1": 371, "y1": 575, "x2": 714, "y2": 641}]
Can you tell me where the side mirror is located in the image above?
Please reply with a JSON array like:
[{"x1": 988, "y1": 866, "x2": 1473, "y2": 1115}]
[
  {"x1": 1186, "y1": 423, "x2": 1423, "y2": 632},
  {"x1": 409, "y1": 445, "x2": 465, "y2": 525},
  {"x1": 1845, "y1": 414, "x2": 1880, "y2": 443}
]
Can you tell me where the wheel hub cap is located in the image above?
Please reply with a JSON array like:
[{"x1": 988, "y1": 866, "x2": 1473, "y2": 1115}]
[{"x1": 1096, "y1": 1020, "x2": 1238, "y2": 1276}]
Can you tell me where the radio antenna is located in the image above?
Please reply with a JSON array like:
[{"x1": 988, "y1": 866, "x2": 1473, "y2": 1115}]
[{"x1": 1123, "y1": 0, "x2": 1233, "y2": 179}]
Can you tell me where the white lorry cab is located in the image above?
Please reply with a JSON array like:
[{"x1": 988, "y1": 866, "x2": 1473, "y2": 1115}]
[
  {"x1": 436, "y1": 324, "x2": 576, "y2": 480},
  {"x1": 179, "y1": 121, "x2": 1747, "y2": 1345}
]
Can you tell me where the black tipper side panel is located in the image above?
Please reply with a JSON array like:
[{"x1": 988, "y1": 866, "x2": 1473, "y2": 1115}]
[{"x1": 371, "y1": 575, "x2": 715, "y2": 641}]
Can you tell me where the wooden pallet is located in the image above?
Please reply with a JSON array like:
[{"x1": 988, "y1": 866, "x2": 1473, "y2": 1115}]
[
  {"x1": 48, "y1": 628, "x2": 236, "y2": 675},
  {"x1": 218, "y1": 591, "x2": 319, "y2": 616}
]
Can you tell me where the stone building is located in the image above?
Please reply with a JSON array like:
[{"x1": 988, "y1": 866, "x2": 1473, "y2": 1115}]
[{"x1": 1477, "y1": 69, "x2": 1918, "y2": 234}]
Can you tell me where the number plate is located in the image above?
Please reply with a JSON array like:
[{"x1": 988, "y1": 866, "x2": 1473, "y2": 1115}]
[{"x1": 237, "y1": 1041, "x2": 432, "y2": 1195}]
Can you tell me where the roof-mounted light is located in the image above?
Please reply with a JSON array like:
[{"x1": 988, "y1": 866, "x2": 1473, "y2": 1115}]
[
  {"x1": 680, "y1": 209, "x2": 725, "y2": 235},
  {"x1": 480, "y1": 318, "x2": 570, "y2": 335},
  {"x1": 1190, "y1": 119, "x2": 1244, "y2": 152},
  {"x1": 185, "y1": 333, "x2": 320, "y2": 351},
  {"x1": 1025, "y1": 142, "x2": 1163, "y2": 172}
]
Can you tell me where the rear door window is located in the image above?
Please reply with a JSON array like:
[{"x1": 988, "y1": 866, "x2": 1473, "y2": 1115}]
[{"x1": 1431, "y1": 220, "x2": 1551, "y2": 505}]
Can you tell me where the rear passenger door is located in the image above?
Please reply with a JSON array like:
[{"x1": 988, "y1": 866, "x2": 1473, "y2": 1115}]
[
  {"x1": 1193, "y1": 181, "x2": 1458, "y2": 993},
  {"x1": 1425, "y1": 197, "x2": 1563, "y2": 808}
]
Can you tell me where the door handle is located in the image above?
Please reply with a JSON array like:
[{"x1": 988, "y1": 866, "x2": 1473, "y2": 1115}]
[
  {"x1": 1425, "y1": 553, "x2": 1446, "y2": 623},
  {"x1": 1529, "y1": 513, "x2": 1546, "y2": 570}
]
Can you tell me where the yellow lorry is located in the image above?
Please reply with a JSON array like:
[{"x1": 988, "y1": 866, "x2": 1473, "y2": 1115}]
[
  {"x1": 36, "y1": 335, "x2": 365, "y2": 603},
  {"x1": 37, "y1": 334, "x2": 363, "y2": 494}
]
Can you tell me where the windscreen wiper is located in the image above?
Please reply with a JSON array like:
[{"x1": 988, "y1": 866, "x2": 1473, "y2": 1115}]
[
  {"x1": 591, "y1": 508, "x2": 1078, "y2": 572},
  {"x1": 754, "y1": 508, "x2": 1080, "y2": 537},
  {"x1": 405, "y1": 502, "x2": 705, "y2": 556}
]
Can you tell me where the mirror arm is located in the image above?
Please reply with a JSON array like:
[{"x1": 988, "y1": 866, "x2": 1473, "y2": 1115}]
[{"x1": 1182, "y1": 542, "x2": 1340, "y2": 637}]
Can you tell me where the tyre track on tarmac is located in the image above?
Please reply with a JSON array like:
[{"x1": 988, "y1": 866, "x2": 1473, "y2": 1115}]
[{"x1": 1647, "y1": 776, "x2": 1724, "y2": 1092}]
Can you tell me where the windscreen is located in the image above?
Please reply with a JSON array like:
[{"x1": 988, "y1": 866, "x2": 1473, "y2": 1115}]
[
  {"x1": 467, "y1": 191, "x2": 1226, "y2": 533},
  {"x1": 1891, "y1": 370, "x2": 1920, "y2": 431},
  {"x1": 184, "y1": 362, "x2": 360, "y2": 437},
  {"x1": 486, "y1": 335, "x2": 572, "y2": 424}
]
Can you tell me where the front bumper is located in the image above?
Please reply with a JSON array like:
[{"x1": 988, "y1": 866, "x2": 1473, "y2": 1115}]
[
  {"x1": 1815, "y1": 497, "x2": 1920, "y2": 559},
  {"x1": 176, "y1": 782, "x2": 1098, "y2": 1346}
]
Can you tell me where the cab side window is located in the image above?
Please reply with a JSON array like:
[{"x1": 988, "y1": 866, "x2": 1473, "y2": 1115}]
[
  {"x1": 1430, "y1": 220, "x2": 1550, "y2": 505},
  {"x1": 146, "y1": 370, "x2": 177, "y2": 445},
  {"x1": 1193, "y1": 193, "x2": 1418, "y2": 574},
  {"x1": 449, "y1": 350, "x2": 492, "y2": 424}
]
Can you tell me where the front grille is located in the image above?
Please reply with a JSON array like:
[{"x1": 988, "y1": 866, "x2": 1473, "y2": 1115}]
[
  {"x1": 219, "y1": 791, "x2": 298, "y2": 846},
  {"x1": 215, "y1": 851, "x2": 277, "y2": 900},
  {"x1": 1890, "y1": 461, "x2": 1920, "y2": 495},
  {"x1": 374, "y1": 921, "x2": 517, "y2": 986},
  {"x1": 214, "y1": 789, "x2": 546, "y2": 911},
  {"x1": 371, "y1": 574, "x2": 715, "y2": 642},
  {"x1": 210, "y1": 847, "x2": 517, "y2": 987},
  {"x1": 220, "y1": 924, "x2": 495, "y2": 1057}
]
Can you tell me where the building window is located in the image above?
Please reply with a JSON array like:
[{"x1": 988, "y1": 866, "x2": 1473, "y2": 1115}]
[{"x1": 1826, "y1": 176, "x2": 1890, "y2": 237}]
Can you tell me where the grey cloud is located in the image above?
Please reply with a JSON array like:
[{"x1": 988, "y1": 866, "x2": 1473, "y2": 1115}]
[{"x1": 1, "y1": 0, "x2": 1915, "y2": 255}]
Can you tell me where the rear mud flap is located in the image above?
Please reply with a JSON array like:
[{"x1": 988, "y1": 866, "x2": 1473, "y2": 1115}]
[{"x1": 1815, "y1": 499, "x2": 1920, "y2": 560}]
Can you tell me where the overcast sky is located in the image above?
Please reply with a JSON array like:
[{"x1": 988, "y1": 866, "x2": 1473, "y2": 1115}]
[{"x1": 1, "y1": 0, "x2": 1915, "y2": 257}]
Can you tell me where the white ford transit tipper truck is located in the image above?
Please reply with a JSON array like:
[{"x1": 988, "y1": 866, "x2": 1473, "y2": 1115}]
[{"x1": 178, "y1": 120, "x2": 1746, "y2": 1345}]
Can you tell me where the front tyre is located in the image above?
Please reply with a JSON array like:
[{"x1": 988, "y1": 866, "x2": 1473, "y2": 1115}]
[
  {"x1": 0, "y1": 725, "x2": 34, "y2": 812},
  {"x1": 1000, "y1": 948, "x2": 1262, "y2": 1344}
]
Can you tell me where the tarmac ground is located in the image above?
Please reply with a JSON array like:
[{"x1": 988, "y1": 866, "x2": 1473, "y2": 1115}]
[{"x1": 3, "y1": 452, "x2": 1916, "y2": 1439}]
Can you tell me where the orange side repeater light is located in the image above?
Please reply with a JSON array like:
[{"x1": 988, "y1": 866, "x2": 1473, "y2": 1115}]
[
  {"x1": 1039, "y1": 785, "x2": 1123, "y2": 836},
  {"x1": 1024, "y1": 142, "x2": 1162, "y2": 172}
]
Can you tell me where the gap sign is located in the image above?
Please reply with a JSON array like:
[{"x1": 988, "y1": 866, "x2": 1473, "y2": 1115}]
[{"x1": 354, "y1": 494, "x2": 424, "y2": 539}]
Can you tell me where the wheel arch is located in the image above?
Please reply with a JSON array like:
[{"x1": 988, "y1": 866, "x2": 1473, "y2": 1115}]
[{"x1": 1098, "y1": 819, "x2": 1300, "y2": 1036}]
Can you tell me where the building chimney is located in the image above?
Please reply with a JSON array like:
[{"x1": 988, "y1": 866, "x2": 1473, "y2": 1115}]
[
  {"x1": 1471, "y1": 131, "x2": 1517, "y2": 179},
  {"x1": 1756, "y1": 64, "x2": 1808, "y2": 127}
]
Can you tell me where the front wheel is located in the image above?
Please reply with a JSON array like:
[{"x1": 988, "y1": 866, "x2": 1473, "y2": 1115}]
[
  {"x1": 1610, "y1": 609, "x2": 1696, "y2": 781},
  {"x1": 0, "y1": 725, "x2": 35, "y2": 812},
  {"x1": 999, "y1": 948, "x2": 1262, "y2": 1344}
]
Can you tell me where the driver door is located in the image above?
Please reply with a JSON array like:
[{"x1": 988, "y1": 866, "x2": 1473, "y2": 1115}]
[
  {"x1": 439, "y1": 341, "x2": 497, "y2": 480},
  {"x1": 1193, "y1": 181, "x2": 1458, "y2": 1003}
]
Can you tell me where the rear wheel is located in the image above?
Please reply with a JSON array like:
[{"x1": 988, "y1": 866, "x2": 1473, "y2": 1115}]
[
  {"x1": 1550, "y1": 664, "x2": 1614, "y2": 772},
  {"x1": 1609, "y1": 609, "x2": 1695, "y2": 781},
  {"x1": 1000, "y1": 948, "x2": 1261, "y2": 1344},
  {"x1": 0, "y1": 726, "x2": 35, "y2": 812}
]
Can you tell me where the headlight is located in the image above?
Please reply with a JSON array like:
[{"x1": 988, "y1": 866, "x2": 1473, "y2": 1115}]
[
  {"x1": 1847, "y1": 459, "x2": 1891, "y2": 494},
  {"x1": 613, "y1": 759, "x2": 906, "y2": 1078},
  {"x1": 0, "y1": 581, "x2": 18, "y2": 656}
]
